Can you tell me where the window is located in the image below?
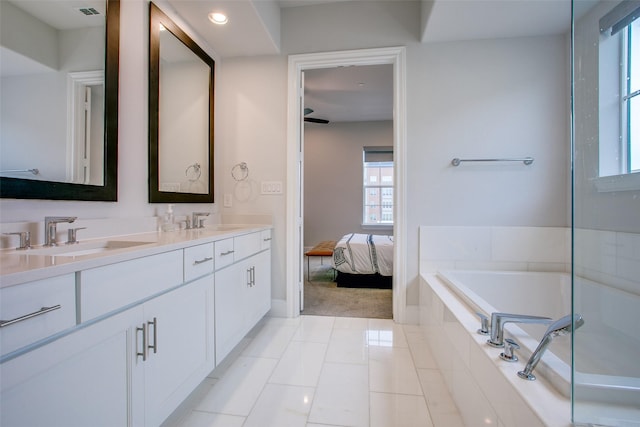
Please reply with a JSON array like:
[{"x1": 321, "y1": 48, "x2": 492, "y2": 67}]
[
  {"x1": 598, "y1": 3, "x2": 640, "y2": 180},
  {"x1": 363, "y1": 146, "x2": 393, "y2": 225}
]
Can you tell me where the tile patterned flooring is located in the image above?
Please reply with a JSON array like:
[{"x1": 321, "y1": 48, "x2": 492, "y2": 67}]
[{"x1": 163, "y1": 315, "x2": 465, "y2": 427}]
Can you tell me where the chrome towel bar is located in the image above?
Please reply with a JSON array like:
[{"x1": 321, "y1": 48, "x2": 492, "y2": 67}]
[
  {"x1": 451, "y1": 157, "x2": 534, "y2": 166},
  {"x1": 0, "y1": 168, "x2": 39, "y2": 175}
]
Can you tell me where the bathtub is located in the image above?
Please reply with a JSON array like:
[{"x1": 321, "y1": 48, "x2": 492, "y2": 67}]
[{"x1": 435, "y1": 270, "x2": 640, "y2": 422}]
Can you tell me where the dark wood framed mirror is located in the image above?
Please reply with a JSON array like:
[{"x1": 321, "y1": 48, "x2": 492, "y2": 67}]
[
  {"x1": 149, "y1": 2, "x2": 215, "y2": 203},
  {"x1": 0, "y1": 0, "x2": 120, "y2": 201}
]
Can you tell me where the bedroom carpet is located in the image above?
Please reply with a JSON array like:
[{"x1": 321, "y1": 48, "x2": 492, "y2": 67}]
[{"x1": 302, "y1": 258, "x2": 392, "y2": 319}]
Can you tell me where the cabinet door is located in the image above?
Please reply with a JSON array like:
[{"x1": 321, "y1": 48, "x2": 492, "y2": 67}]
[
  {"x1": 143, "y1": 276, "x2": 215, "y2": 427},
  {"x1": 245, "y1": 250, "x2": 272, "y2": 329},
  {"x1": 0, "y1": 308, "x2": 144, "y2": 427},
  {"x1": 214, "y1": 263, "x2": 245, "y2": 364}
]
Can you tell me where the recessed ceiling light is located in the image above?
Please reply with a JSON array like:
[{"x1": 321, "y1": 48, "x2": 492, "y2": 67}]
[{"x1": 208, "y1": 12, "x2": 228, "y2": 25}]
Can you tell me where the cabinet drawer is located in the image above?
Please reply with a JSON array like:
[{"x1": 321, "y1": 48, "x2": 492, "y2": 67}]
[
  {"x1": 184, "y1": 243, "x2": 214, "y2": 282},
  {"x1": 80, "y1": 251, "x2": 183, "y2": 322},
  {"x1": 214, "y1": 238, "x2": 235, "y2": 270},
  {"x1": 234, "y1": 232, "x2": 262, "y2": 261},
  {"x1": 0, "y1": 274, "x2": 76, "y2": 357},
  {"x1": 261, "y1": 229, "x2": 272, "y2": 250}
]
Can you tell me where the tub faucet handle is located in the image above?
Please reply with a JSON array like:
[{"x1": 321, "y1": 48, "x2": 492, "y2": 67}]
[
  {"x1": 476, "y1": 312, "x2": 490, "y2": 335},
  {"x1": 500, "y1": 338, "x2": 520, "y2": 362}
]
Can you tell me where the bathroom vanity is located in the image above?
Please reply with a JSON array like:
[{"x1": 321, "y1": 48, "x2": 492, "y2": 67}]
[{"x1": 0, "y1": 225, "x2": 272, "y2": 426}]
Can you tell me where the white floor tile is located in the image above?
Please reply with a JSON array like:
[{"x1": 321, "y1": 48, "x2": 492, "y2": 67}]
[
  {"x1": 370, "y1": 392, "x2": 434, "y2": 427},
  {"x1": 308, "y1": 362, "x2": 369, "y2": 427},
  {"x1": 417, "y1": 368, "x2": 459, "y2": 412},
  {"x1": 429, "y1": 410, "x2": 467, "y2": 427},
  {"x1": 333, "y1": 316, "x2": 370, "y2": 330},
  {"x1": 195, "y1": 356, "x2": 277, "y2": 416},
  {"x1": 369, "y1": 347, "x2": 423, "y2": 395},
  {"x1": 174, "y1": 411, "x2": 245, "y2": 427},
  {"x1": 241, "y1": 323, "x2": 299, "y2": 359},
  {"x1": 325, "y1": 328, "x2": 369, "y2": 365},
  {"x1": 269, "y1": 341, "x2": 328, "y2": 387},
  {"x1": 292, "y1": 315, "x2": 335, "y2": 343},
  {"x1": 368, "y1": 318, "x2": 409, "y2": 347},
  {"x1": 244, "y1": 384, "x2": 315, "y2": 427},
  {"x1": 169, "y1": 316, "x2": 466, "y2": 427},
  {"x1": 407, "y1": 337, "x2": 439, "y2": 370}
]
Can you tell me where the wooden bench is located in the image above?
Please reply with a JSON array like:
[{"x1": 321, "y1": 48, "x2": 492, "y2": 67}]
[{"x1": 304, "y1": 240, "x2": 337, "y2": 281}]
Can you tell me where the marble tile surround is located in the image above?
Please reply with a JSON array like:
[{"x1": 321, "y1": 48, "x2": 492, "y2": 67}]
[{"x1": 419, "y1": 225, "x2": 571, "y2": 274}]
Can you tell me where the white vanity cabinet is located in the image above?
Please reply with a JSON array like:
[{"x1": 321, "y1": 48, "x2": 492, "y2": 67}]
[
  {"x1": 0, "y1": 275, "x2": 214, "y2": 427},
  {"x1": 0, "y1": 273, "x2": 76, "y2": 357},
  {"x1": 0, "y1": 226, "x2": 271, "y2": 426},
  {"x1": 1, "y1": 303, "x2": 143, "y2": 427},
  {"x1": 141, "y1": 274, "x2": 214, "y2": 426},
  {"x1": 215, "y1": 231, "x2": 271, "y2": 363}
]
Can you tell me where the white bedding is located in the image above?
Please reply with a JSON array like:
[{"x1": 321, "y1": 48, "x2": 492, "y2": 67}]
[{"x1": 331, "y1": 233, "x2": 393, "y2": 276}]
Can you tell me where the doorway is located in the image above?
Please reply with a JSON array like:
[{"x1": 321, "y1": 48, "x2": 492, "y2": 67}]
[
  {"x1": 285, "y1": 47, "x2": 408, "y2": 322},
  {"x1": 303, "y1": 64, "x2": 394, "y2": 318}
]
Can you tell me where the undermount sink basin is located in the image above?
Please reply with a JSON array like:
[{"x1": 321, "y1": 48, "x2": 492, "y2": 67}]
[{"x1": 16, "y1": 240, "x2": 152, "y2": 257}]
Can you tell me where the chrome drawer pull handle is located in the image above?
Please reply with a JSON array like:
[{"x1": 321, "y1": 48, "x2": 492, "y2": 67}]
[
  {"x1": 220, "y1": 250, "x2": 234, "y2": 256},
  {"x1": 263, "y1": 237, "x2": 272, "y2": 241},
  {"x1": 148, "y1": 317, "x2": 158, "y2": 354},
  {"x1": 193, "y1": 257, "x2": 213, "y2": 265},
  {"x1": 137, "y1": 323, "x2": 147, "y2": 361},
  {"x1": 0, "y1": 305, "x2": 61, "y2": 328}
]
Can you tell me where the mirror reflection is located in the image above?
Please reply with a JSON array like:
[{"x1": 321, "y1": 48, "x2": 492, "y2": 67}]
[
  {"x1": 158, "y1": 29, "x2": 210, "y2": 194},
  {"x1": 0, "y1": 0, "x2": 106, "y2": 185},
  {"x1": 149, "y1": 3, "x2": 215, "y2": 203}
]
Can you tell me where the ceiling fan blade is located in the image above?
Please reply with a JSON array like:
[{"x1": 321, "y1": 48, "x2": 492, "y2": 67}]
[
  {"x1": 304, "y1": 107, "x2": 314, "y2": 116},
  {"x1": 304, "y1": 117, "x2": 329, "y2": 124}
]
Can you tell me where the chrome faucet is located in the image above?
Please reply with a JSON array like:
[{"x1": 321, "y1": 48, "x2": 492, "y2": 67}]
[
  {"x1": 191, "y1": 212, "x2": 210, "y2": 229},
  {"x1": 44, "y1": 216, "x2": 77, "y2": 246},
  {"x1": 487, "y1": 312, "x2": 552, "y2": 347},
  {"x1": 518, "y1": 314, "x2": 584, "y2": 381}
]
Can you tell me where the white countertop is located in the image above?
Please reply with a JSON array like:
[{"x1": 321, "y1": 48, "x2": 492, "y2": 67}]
[{"x1": 0, "y1": 225, "x2": 271, "y2": 288}]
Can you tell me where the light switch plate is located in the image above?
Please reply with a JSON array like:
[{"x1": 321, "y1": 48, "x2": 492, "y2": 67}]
[
  {"x1": 223, "y1": 194, "x2": 232, "y2": 207},
  {"x1": 261, "y1": 181, "x2": 283, "y2": 195}
]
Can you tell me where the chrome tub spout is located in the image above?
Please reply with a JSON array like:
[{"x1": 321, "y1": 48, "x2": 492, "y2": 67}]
[
  {"x1": 518, "y1": 314, "x2": 585, "y2": 381},
  {"x1": 487, "y1": 312, "x2": 553, "y2": 347}
]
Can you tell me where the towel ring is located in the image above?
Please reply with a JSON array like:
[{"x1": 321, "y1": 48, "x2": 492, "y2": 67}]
[
  {"x1": 231, "y1": 162, "x2": 249, "y2": 181},
  {"x1": 185, "y1": 163, "x2": 202, "y2": 182}
]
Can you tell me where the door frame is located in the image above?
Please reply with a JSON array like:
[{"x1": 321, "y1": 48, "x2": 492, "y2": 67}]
[{"x1": 285, "y1": 46, "x2": 407, "y2": 322}]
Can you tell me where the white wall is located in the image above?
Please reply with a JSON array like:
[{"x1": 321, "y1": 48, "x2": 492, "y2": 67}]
[
  {"x1": 216, "y1": 55, "x2": 288, "y2": 299},
  {"x1": 304, "y1": 121, "x2": 393, "y2": 247},
  {"x1": 405, "y1": 35, "x2": 570, "y2": 302}
]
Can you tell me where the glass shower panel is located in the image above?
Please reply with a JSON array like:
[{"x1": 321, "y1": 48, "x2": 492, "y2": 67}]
[{"x1": 572, "y1": 0, "x2": 640, "y2": 425}]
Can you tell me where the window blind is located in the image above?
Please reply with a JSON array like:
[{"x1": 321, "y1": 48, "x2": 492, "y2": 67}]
[
  {"x1": 600, "y1": 0, "x2": 640, "y2": 35},
  {"x1": 363, "y1": 146, "x2": 393, "y2": 162}
]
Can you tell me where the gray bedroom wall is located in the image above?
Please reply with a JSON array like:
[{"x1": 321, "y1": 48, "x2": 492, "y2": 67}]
[{"x1": 303, "y1": 121, "x2": 394, "y2": 249}]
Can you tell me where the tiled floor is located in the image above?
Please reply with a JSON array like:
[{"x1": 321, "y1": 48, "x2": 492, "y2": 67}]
[{"x1": 163, "y1": 315, "x2": 465, "y2": 427}]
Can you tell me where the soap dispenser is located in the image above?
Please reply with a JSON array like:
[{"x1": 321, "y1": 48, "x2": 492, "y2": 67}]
[{"x1": 162, "y1": 204, "x2": 175, "y2": 231}]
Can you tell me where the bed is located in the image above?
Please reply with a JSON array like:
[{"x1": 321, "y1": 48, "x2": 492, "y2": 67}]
[{"x1": 331, "y1": 233, "x2": 393, "y2": 289}]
